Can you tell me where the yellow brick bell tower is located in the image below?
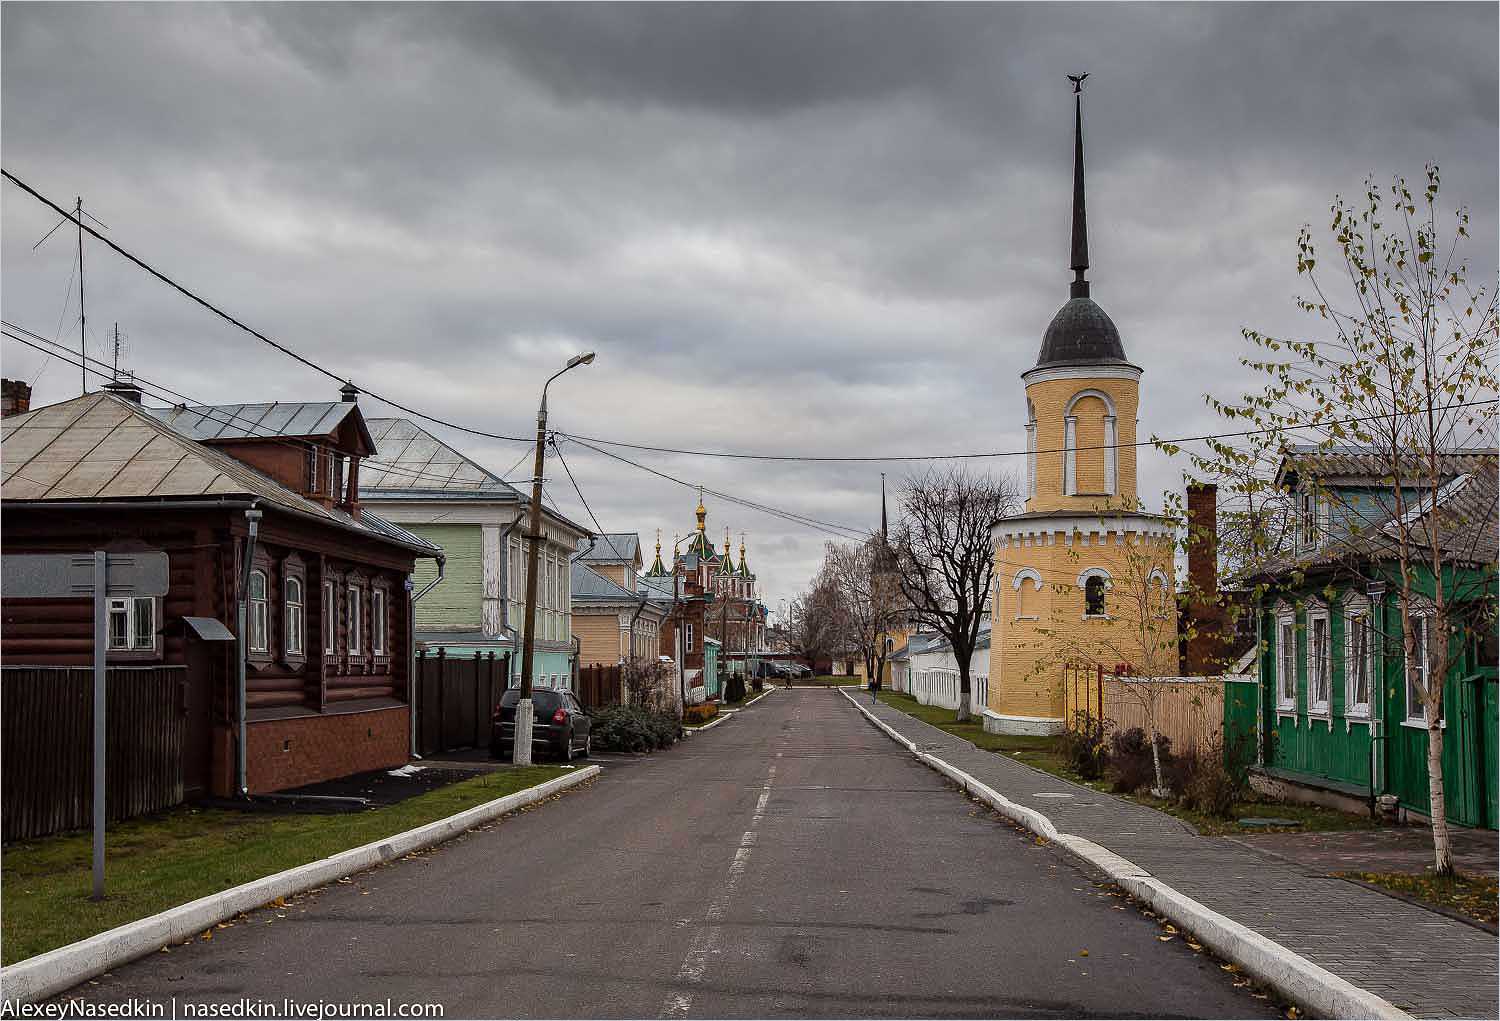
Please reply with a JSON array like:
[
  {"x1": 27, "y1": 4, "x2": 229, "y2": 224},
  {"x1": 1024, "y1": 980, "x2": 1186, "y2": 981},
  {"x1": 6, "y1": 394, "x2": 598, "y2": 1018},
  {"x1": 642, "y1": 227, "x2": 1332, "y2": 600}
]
[{"x1": 985, "y1": 75, "x2": 1174, "y2": 736}]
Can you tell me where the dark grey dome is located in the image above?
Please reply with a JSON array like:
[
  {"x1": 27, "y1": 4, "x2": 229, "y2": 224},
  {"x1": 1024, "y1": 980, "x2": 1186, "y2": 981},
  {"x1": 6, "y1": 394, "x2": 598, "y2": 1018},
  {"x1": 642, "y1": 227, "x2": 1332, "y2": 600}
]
[{"x1": 1035, "y1": 296, "x2": 1129, "y2": 368}]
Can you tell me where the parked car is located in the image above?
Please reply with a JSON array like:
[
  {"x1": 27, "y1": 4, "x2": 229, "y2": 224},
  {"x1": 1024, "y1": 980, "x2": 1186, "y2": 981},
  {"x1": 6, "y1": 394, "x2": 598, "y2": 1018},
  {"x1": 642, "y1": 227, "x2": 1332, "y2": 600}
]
[{"x1": 491, "y1": 688, "x2": 592, "y2": 761}]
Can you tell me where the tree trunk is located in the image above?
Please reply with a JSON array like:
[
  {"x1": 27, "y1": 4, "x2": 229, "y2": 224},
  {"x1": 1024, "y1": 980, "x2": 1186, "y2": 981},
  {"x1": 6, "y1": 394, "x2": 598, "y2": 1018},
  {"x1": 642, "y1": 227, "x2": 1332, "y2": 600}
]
[
  {"x1": 1149, "y1": 723, "x2": 1168, "y2": 797},
  {"x1": 955, "y1": 657, "x2": 971, "y2": 723},
  {"x1": 1426, "y1": 723, "x2": 1454, "y2": 875}
]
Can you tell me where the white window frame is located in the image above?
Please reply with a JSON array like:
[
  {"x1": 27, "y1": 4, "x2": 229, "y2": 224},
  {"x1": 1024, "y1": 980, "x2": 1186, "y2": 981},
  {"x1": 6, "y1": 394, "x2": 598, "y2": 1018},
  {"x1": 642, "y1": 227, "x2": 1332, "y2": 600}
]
[
  {"x1": 1307, "y1": 604, "x2": 1331, "y2": 718},
  {"x1": 323, "y1": 580, "x2": 337, "y2": 655},
  {"x1": 1404, "y1": 612, "x2": 1432, "y2": 725},
  {"x1": 1342, "y1": 592, "x2": 1372, "y2": 721},
  {"x1": 284, "y1": 576, "x2": 305, "y2": 657},
  {"x1": 248, "y1": 569, "x2": 269, "y2": 653},
  {"x1": 347, "y1": 582, "x2": 361, "y2": 656},
  {"x1": 1275, "y1": 604, "x2": 1296, "y2": 714},
  {"x1": 371, "y1": 588, "x2": 387, "y2": 656},
  {"x1": 106, "y1": 596, "x2": 157, "y2": 652},
  {"x1": 686, "y1": 622, "x2": 694, "y2": 653}
]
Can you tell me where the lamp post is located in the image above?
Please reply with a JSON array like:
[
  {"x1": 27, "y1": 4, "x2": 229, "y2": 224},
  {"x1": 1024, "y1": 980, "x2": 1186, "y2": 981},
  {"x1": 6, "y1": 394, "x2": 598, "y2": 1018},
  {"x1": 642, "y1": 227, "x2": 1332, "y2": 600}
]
[{"x1": 514, "y1": 351, "x2": 595, "y2": 766}]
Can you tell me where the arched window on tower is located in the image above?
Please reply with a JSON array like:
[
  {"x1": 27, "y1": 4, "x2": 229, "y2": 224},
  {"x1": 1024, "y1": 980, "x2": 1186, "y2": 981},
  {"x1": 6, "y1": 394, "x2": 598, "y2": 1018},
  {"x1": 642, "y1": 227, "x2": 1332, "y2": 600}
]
[
  {"x1": 1078, "y1": 568, "x2": 1111, "y2": 618},
  {"x1": 1013, "y1": 568, "x2": 1043, "y2": 619},
  {"x1": 1064, "y1": 390, "x2": 1118, "y2": 497},
  {"x1": 1025, "y1": 400, "x2": 1037, "y2": 500}
]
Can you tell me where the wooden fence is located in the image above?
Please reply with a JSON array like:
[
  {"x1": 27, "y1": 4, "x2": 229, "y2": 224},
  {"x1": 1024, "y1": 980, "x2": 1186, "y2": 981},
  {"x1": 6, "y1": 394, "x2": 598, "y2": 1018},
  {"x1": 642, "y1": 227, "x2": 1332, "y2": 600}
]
[
  {"x1": 3, "y1": 665, "x2": 186, "y2": 843},
  {"x1": 414, "y1": 650, "x2": 508, "y2": 757},
  {"x1": 1066, "y1": 668, "x2": 1235, "y2": 755},
  {"x1": 578, "y1": 664, "x2": 623, "y2": 711}
]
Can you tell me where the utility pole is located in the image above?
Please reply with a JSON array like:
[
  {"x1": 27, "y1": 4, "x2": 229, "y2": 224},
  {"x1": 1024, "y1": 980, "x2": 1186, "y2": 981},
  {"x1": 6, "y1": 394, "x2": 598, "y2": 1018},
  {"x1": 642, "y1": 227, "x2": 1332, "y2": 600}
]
[{"x1": 514, "y1": 352, "x2": 594, "y2": 766}]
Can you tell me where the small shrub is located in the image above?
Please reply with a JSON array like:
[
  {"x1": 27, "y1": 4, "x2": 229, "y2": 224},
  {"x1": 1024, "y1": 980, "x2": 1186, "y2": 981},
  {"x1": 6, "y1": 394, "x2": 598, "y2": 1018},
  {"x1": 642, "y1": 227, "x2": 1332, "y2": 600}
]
[
  {"x1": 1058, "y1": 712, "x2": 1110, "y2": 781},
  {"x1": 1107, "y1": 727, "x2": 1172, "y2": 794},
  {"x1": 1177, "y1": 732, "x2": 1252, "y2": 819},
  {"x1": 751, "y1": 675, "x2": 764, "y2": 693},
  {"x1": 592, "y1": 705, "x2": 681, "y2": 753}
]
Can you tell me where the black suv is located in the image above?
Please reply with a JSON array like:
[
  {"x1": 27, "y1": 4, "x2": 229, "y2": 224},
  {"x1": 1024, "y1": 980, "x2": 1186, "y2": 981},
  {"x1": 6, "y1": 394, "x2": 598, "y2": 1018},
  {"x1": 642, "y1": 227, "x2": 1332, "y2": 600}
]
[{"x1": 491, "y1": 688, "x2": 592, "y2": 761}]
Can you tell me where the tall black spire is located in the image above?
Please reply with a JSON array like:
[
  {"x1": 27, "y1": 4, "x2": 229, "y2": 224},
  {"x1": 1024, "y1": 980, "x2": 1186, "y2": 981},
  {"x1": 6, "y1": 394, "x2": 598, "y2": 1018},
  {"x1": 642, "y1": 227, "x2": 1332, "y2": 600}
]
[
  {"x1": 880, "y1": 472, "x2": 888, "y2": 536},
  {"x1": 1068, "y1": 72, "x2": 1090, "y2": 299}
]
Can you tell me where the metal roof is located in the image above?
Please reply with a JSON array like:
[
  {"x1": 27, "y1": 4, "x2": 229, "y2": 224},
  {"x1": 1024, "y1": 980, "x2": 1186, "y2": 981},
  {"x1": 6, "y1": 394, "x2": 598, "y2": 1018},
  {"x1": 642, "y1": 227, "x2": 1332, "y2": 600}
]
[
  {"x1": 1035, "y1": 296, "x2": 1132, "y2": 370},
  {"x1": 576, "y1": 533, "x2": 641, "y2": 565},
  {"x1": 571, "y1": 562, "x2": 642, "y2": 603},
  {"x1": 2, "y1": 393, "x2": 441, "y2": 557},
  {"x1": 362, "y1": 418, "x2": 522, "y2": 496},
  {"x1": 145, "y1": 401, "x2": 374, "y2": 453}
]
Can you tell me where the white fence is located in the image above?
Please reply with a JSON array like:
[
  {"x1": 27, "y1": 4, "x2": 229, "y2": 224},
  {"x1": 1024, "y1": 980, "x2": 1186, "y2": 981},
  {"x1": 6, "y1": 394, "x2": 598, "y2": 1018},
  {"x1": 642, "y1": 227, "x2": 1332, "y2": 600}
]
[{"x1": 912, "y1": 668, "x2": 988, "y2": 715}]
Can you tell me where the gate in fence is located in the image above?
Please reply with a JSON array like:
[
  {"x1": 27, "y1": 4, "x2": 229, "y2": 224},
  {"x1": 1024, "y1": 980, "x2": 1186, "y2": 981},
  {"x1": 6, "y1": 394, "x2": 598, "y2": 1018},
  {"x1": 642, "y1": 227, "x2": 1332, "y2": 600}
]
[
  {"x1": 415, "y1": 650, "x2": 509, "y2": 757},
  {"x1": 1062, "y1": 660, "x2": 1105, "y2": 730},
  {"x1": 577, "y1": 664, "x2": 623, "y2": 711}
]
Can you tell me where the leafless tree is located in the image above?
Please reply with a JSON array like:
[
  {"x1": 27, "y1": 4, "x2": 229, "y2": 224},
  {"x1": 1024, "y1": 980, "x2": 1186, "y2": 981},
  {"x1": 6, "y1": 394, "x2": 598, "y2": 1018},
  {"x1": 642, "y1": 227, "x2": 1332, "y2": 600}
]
[
  {"x1": 890, "y1": 467, "x2": 1023, "y2": 721},
  {"x1": 818, "y1": 540, "x2": 904, "y2": 687}
]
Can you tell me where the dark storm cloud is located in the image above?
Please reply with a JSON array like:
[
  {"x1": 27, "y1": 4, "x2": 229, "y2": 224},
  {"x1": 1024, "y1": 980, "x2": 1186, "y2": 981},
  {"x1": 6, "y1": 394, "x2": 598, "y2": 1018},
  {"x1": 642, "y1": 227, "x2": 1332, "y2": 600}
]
[{"x1": 3, "y1": 3, "x2": 1495, "y2": 605}]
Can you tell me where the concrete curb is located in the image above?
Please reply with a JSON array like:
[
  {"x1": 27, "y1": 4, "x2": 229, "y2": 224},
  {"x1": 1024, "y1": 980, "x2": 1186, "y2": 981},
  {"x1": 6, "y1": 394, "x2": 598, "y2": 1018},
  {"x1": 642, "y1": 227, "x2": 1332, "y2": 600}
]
[
  {"x1": 689, "y1": 687, "x2": 777, "y2": 734},
  {"x1": 839, "y1": 690, "x2": 1411, "y2": 1021},
  {"x1": 1, "y1": 765, "x2": 601, "y2": 1005}
]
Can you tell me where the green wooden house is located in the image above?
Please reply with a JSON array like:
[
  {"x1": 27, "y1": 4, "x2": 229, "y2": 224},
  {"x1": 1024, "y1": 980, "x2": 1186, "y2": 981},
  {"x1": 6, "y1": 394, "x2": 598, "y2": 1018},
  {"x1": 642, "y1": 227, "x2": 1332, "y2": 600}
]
[
  {"x1": 1235, "y1": 447, "x2": 1497, "y2": 828},
  {"x1": 360, "y1": 419, "x2": 590, "y2": 689}
]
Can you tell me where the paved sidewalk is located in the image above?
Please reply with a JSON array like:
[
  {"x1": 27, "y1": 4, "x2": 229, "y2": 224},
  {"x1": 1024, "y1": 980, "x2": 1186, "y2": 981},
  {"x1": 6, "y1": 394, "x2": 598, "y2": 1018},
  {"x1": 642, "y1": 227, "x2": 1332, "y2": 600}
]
[{"x1": 854, "y1": 694, "x2": 1499, "y2": 1020}]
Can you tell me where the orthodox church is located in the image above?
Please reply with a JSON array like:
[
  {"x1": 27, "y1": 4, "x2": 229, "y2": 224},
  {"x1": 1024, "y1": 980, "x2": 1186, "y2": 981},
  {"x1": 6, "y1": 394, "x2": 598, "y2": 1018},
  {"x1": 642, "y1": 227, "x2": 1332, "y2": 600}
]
[
  {"x1": 985, "y1": 80, "x2": 1174, "y2": 736},
  {"x1": 650, "y1": 494, "x2": 768, "y2": 678}
]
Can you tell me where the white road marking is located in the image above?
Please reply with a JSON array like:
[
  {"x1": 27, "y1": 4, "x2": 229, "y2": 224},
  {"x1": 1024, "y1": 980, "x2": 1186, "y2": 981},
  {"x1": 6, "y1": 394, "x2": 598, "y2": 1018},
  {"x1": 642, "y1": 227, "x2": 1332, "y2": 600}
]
[{"x1": 660, "y1": 763, "x2": 777, "y2": 1018}]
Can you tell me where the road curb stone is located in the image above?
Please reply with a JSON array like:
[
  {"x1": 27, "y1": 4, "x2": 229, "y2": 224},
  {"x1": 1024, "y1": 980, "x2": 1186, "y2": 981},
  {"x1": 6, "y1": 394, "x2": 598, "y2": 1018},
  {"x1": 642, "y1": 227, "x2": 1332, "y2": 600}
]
[
  {"x1": 1, "y1": 765, "x2": 601, "y2": 1005},
  {"x1": 840, "y1": 689, "x2": 1412, "y2": 1021}
]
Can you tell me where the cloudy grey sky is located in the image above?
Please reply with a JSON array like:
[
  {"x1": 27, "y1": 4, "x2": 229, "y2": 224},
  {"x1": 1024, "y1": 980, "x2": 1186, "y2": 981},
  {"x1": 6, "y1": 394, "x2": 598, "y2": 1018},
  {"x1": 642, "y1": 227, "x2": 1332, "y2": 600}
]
[{"x1": 3, "y1": 3, "x2": 1496, "y2": 613}]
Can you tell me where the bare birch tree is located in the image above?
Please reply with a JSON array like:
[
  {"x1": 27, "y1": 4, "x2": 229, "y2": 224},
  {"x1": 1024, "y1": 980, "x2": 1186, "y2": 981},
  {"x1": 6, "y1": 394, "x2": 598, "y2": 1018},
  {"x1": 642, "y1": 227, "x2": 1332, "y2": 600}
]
[
  {"x1": 1186, "y1": 165, "x2": 1498, "y2": 873},
  {"x1": 889, "y1": 467, "x2": 1022, "y2": 722},
  {"x1": 817, "y1": 540, "x2": 904, "y2": 688}
]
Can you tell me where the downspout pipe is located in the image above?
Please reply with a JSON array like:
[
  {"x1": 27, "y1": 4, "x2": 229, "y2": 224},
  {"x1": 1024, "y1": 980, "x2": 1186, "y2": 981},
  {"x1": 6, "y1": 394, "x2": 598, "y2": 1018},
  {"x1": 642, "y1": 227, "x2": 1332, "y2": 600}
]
[
  {"x1": 501, "y1": 511, "x2": 526, "y2": 688},
  {"x1": 237, "y1": 505, "x2": 263, "y2": 798},
  {"x1": 408, "y1": 553, "x2": 446, "y2": 758}
]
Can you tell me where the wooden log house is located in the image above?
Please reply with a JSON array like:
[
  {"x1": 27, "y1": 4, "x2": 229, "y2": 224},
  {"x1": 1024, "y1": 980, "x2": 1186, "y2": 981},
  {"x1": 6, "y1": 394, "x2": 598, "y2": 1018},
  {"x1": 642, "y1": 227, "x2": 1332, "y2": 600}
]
[{"x1": 1, "y1": 382, "x2": 442, "y2": 816}]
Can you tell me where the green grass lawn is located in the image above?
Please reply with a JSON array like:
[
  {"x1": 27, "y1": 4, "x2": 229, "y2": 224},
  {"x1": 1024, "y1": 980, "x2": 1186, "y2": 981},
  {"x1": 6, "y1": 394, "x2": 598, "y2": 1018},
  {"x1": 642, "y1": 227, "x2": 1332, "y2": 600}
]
[
  {"x1": 872, "y1": 691, "x2": 1373, "y2": 836},
  {"x1": 1334, "y1": 870, "x2": 1499, "y2": 926},
  {"x1": 2, "y1": 765, "x2": 568, "y2": 966}
]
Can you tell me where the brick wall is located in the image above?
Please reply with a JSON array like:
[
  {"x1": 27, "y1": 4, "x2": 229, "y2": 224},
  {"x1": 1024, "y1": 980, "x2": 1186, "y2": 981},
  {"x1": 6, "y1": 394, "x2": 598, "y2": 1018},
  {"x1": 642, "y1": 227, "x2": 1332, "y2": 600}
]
[{"x1": 244, "y1": 705, "x2": 409, "y2": 793}]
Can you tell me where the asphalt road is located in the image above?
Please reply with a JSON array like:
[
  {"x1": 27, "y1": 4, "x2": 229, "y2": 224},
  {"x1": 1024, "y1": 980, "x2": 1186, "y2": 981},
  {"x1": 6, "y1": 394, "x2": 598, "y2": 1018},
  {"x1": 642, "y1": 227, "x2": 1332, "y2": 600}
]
[{"x1": 60, "y1": 689, "x2": 1280, "y2": 1019}]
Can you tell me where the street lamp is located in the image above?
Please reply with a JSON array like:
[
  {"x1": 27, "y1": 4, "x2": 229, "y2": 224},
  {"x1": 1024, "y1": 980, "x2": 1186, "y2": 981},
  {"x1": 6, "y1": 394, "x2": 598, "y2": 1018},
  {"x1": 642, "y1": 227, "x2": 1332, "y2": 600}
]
[{"x1": 514, "y1": 351, "x2": 596, "y2": 766}]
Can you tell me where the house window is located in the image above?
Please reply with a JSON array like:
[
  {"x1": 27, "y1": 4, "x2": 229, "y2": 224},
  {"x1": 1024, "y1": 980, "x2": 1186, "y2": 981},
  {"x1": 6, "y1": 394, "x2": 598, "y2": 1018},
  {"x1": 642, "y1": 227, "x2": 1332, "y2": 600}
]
[
  {"x1": 285, "y1": 576, "x2": 305, "y2": 657},
  {"x1": 1308, "y1": 610, "x2": 1330, "y2": 715},
  {"x1": 1406, "y1": 614, "x2": 1431, "y2": 723},
  {"x1": 372, "y1": 588, "x2": 387, "y2": 656},
  {"x1": 306, "y1": 447, "x2": 320, "y2": 494},
  {"x1": 1084, "y1": 576, "x2": 1107, "y2": 617},
  {"x1": 1299, "y1": 490, "x2": 1318, "y2": 549},
  {"x1": 323, "y1": 580, "x2": 336, "y2": 654},
  {"x1": 1277, "y1": 616, "x2": 1296, "y2": 711},
  {"x1": 686, "y1": 623, "x2": 694, "y2": 652},
  {"x1": 248, "y1": 570, "x2": 269, "y2": 653},
  {"x1": 106, "y1": 597, "x2": 156, "y2": 652},
  {"x1": 347, "y1": 583, "x2": 361, "y2": 656},
  {"x1": 1344, "y1": 600, "x2": 1371, "y2": 718}
]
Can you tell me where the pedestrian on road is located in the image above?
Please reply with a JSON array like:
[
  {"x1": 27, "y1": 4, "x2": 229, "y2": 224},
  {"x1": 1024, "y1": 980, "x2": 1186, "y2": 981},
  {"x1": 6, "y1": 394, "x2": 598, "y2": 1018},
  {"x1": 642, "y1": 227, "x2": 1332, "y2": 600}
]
[{"x1": 869, "y1": 675, "x2": 881, "y2": 705}]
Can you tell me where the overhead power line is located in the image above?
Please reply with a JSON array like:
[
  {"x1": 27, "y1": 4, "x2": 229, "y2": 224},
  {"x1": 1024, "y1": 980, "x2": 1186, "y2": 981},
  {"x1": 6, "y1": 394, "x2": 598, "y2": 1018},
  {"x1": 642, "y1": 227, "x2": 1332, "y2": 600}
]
[
  {"x1": 2, "y1": 169, "x2": 532, "y2": 446},
  {"x1": 550, "y1": 438, "x2": 629, "y2": 564},
  {"x1": 552, "y1": 396, "x2": 1499, "y2": 464},
  {"x1": 2, "y1": 327, "x2": 515, "y2": 490},
  {"x1": 7, "y1": 169, "x2": 1493, "y2": 472}
]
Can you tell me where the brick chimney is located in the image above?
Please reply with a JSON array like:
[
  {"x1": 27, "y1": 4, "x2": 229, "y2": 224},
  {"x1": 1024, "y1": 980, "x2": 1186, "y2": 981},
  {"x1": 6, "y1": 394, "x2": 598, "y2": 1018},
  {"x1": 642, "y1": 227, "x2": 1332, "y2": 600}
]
[
  {"x1": 1, "y1": 379, "x2": 32, "y2": 417},
  {"x1": 1186, "y1": 483, "x2": 1218, "y2": 601},
  {"x1": 1183, "y1": 483, "x2": 1226, "y2": 674}
]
